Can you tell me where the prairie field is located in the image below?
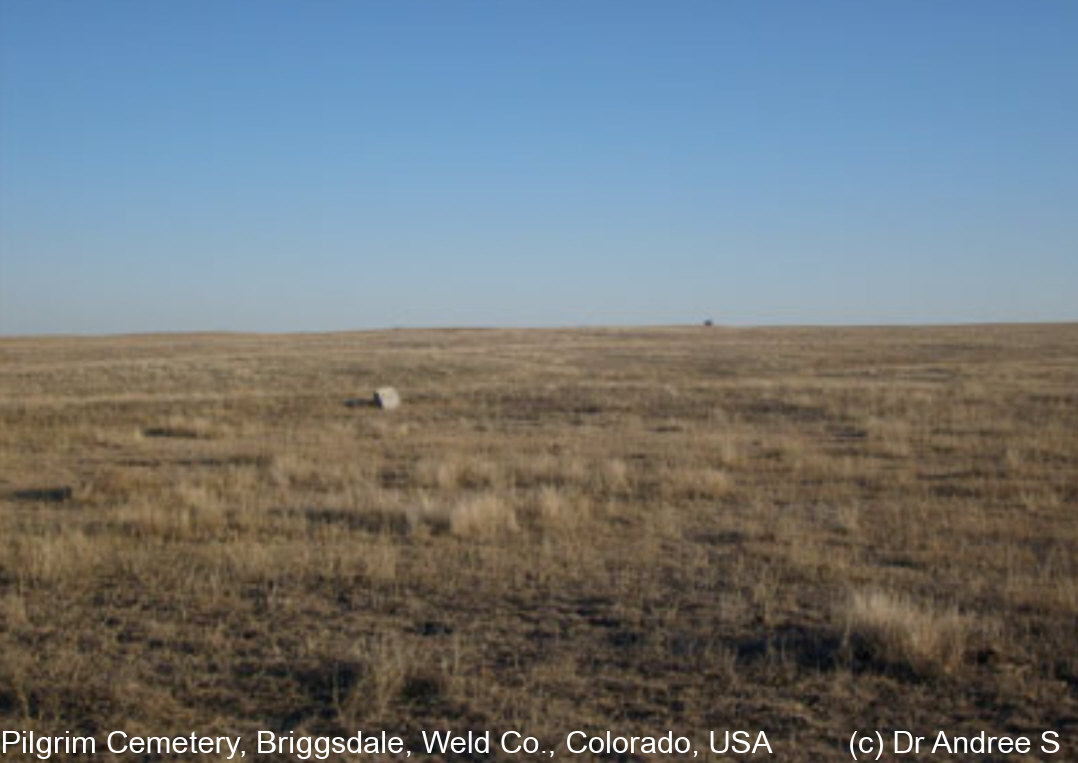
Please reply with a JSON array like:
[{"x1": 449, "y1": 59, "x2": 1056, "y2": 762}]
[{"x1": 0, "y1": 324, "x2": 1075, "y2": 761}]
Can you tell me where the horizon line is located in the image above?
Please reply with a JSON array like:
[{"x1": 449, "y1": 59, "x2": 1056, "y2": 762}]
[{"x1": 3, "y1": 319, "x2": 1076, "y2": 341}]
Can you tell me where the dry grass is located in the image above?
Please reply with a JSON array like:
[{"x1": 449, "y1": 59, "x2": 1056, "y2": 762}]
[
  {"x1": 0, "y1": 324, "x2": 1076, "y2": 761},
  {"x1": 843, "y1": 590, "x2": 974, "y2": 677},
  {"x1": 448, "y1": 492, "x2": 519, "y2": 538}
]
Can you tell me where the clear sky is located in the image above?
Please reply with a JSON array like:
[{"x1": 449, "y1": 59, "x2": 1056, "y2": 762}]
[{"x1": 1, "y1": 1, "x2": 1075, "y2": 334}]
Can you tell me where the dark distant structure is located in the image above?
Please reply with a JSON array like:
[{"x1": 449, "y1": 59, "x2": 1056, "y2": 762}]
[{"x1": 703, "y1": 319, "x2": 714, "y2": 327}]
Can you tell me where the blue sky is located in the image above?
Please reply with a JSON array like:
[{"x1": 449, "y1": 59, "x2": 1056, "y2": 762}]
[{"x1": 1, "y1": 1, "x2": 1075, "y2": 333}]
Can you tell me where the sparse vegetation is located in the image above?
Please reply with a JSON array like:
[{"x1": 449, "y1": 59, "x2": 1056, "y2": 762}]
[{"x1": 0, "y1": 325, "x2": 1075, "y2": 761}]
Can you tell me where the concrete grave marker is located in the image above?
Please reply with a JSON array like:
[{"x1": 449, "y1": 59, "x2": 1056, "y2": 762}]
[{"x1": 374, "y1": 387, "x2": 401, "y2": 410}]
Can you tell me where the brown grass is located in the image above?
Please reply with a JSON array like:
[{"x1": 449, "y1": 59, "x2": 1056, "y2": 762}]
[
  {"x1": 843, "y1": 590, "x2": 974, "y2": 677},
  {"x1": 0, "y1": 324, "x2": 1076, "y2": 760}
]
